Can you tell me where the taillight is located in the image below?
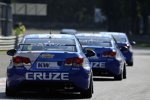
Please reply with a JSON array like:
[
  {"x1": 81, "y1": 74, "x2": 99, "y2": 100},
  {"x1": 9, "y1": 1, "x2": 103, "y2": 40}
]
[
  {"x1": 65, "y1": 57, "x2": 83, "y2": 66},
  {"x1": 13, "y1": 56, "x2": 22, "y2": 64},
  {"x1": 13, "y1": 56, "x2": 31, "y2": 66},
  {"x1": 22, "y1": 57, "x2": 30, "y2": 64},
  {"x1": 74, "y1": 57, "x2": 83, "y2": 64},
  {"x1": 103, "y1": 51, "x2": 116, "y2": 57},
  {"x1": 65, "y1": 58, "x2": 73, "y2": 65}
]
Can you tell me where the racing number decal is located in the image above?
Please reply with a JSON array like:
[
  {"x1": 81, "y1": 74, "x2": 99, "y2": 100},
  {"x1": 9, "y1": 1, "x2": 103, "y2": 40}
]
[{"x1": 91, "y1": 62, "x2": 106, "y2": 68}]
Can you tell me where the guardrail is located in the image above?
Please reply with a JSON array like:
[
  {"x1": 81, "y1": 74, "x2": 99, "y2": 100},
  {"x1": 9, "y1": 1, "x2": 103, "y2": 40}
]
[{"x1": 0, "y1": 35, "x2": 23, "y2": 50}]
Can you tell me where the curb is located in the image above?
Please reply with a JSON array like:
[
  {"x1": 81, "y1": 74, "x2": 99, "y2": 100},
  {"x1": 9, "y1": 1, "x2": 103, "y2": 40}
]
[{"x1": 0, "y1": 78, "x2": 6, "y2": 86}]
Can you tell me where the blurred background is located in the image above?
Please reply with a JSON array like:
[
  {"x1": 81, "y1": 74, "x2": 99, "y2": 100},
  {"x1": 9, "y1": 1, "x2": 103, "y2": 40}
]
[{"x1": 0, "y1": 0, "x2": 150, "y2": 46}]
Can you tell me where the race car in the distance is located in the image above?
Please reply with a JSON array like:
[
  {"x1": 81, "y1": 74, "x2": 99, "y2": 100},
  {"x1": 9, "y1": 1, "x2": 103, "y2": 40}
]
[
  {"x1": 100, "y1": 32, "x2": 135, "y2": 66},
  {"x1": 60, "y1": 29, "x2": 77, "y2": 35},
  {"x1": 76, "y1": 33, "x2": 126, "y2": 80},
  {"x1": 6, "y1": 34, "x2": 95, "y2": 98}
]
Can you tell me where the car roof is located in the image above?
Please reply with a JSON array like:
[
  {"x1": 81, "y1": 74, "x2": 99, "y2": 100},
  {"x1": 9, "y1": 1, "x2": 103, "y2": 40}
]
[
  {"x1": 76, "y1": 33, "x2": 113, "y2": 38},
  {"x1": 24, "y1": 34, "x2": 76, "y2": 39},
  {"x1": 99, "y1": 32, "x2": 126, "y2": 36}
]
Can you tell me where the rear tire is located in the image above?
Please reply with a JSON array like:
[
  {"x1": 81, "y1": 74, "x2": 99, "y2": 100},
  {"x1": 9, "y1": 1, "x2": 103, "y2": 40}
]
[
  {"x1": 123, "y1": 66, "x2": 127, "y2": 79},
  {"x1": 5, "y1": 84, "x2": 17, "y2": 97},
  {"x1": 81, "y1": 79, "x2": 93, "y2": 98},
  {"x1": 114, "y1": 72, "x2": 123, "y2": 81},
  {"x1": 127, "y1": 61, "x2": 133, "y2": 66}
]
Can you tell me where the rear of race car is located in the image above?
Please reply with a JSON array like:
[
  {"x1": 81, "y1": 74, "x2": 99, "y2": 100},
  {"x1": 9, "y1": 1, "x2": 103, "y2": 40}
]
[
  {"x1": 6, "y1": 51, "x2": 92, "y2": 96},
  {"x1": 118, "y1": 43, "x2": 133, "y2": 66},
  {"x1": 6, "y1": 34, "x2": 93, "y2": 98},
  {"x1": 108, "y1": 32, "x2": 134, "y2": 66},
  {"x1": 84, "y1": 46, "x2": 122, "y2": 77},
  {"x1": 76, "y1": 34, "x2": 123, "y2": 78}
]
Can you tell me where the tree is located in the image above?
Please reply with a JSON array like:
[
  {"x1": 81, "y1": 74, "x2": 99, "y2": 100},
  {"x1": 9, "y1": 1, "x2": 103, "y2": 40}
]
[
  {"x1": 96, "y1": 0, "x2": 149, "y2": 35},
  {"x1": 97, "y1": 0, "x2": 131, "y2": 33},
  {"x1": 138, "y1": 0, "x2": 150, "y2": 34}
]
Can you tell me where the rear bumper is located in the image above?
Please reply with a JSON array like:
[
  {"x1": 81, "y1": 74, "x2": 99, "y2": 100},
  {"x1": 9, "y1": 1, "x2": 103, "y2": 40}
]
[
  {"x1": 6, "y1": 67, "x2": 92, "y2": 91},
  {"x1": 122, "y1": 51, "x2": 133, "y2": 62},
  {"x1": 90, "y1": 59, "x2": 121, "y2": 76},
  {"x1": 93, "y1": 68, "x2": 116, "y2": 76},
  {"x1": 11, "y1": 80, "x2": 81, "y2": 92}
]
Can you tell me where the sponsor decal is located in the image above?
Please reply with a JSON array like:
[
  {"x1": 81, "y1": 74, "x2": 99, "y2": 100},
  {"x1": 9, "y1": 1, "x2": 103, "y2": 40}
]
[
  {"x1": 41, "y1": 54, "x2": 54, "y2": 58},
  {"x1": 91, "y1": 62, "x2": 105, "y2": 68},
  {"x1": 25, "y1": 72, "x2": 69, "y2": 80},
  {"x1": 37, "y1": 62, "x2": 59, "y2": 69}
]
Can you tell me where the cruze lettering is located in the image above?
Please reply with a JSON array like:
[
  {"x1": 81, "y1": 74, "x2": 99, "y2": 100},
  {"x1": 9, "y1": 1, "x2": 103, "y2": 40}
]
[
  {"x1": 25, "y1": 72, "x2": 69, "y2": 80},
  {"x1": 52, "y1": 73, "x2": 60, "y2": 80},
  {"x1": 34, "y1": 72, "x2": 42, "y2": 80},
  {"x1": 91, "y1": 62, "x2": 106, "y2": 68}
]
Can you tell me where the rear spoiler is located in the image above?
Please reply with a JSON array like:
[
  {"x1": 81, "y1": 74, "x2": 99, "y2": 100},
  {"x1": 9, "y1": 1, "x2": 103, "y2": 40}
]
[{"x1": 18, "y1": 43, "x2": 76, "y2": 46}]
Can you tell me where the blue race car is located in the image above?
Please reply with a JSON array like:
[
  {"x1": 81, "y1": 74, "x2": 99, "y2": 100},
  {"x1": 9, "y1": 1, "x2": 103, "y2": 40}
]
[
  {"x1": 6, "y1": 34, "x2": 95, "y2": 98},
  {"x1": 60, "y1": 29, "x2": 77, "y2": 35},
  {"x1": 100, "y1": 32, "x2": 135, "y2": 66},
  {"x1": 76, "y1": 33, "x2": 126, "y2": 80}
]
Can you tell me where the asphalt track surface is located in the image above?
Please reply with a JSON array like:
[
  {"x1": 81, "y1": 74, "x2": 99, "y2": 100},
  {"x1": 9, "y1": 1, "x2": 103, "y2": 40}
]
[{"x1": 0, "y1": 47, "x2": 150, "y2": 99}]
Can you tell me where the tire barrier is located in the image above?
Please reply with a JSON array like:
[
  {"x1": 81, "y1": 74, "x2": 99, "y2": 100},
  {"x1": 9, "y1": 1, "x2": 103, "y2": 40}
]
[{"x1": 0, "y1": 35, "x2": 23, "y2": 50}]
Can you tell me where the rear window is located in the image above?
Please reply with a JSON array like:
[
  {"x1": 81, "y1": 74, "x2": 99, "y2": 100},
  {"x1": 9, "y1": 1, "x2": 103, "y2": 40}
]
[
  {"x1": 20, "y1": 38, "x2": 76, "y2": 52},
  {"x1": 113, "y1": 35, "x2": 127, "y2": 43},
  {"x1": 77, "y1": 36, "x2": 112, "y2": 47}
]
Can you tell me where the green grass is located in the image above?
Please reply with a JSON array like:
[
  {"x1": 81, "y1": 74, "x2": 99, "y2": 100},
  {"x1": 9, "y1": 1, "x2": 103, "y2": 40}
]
[
  {"x1": 133, "y1": 41, "x2": 150, "y2": 48},
  {"x1": 137, "y1": 43, "x2": 150, "y2": 47},
  {"x1": 0, "y1": 51, "x2": 6, "y2": 54},
  {"x1": 128, "y1": 35, "x2": 150, "y2": 48}
]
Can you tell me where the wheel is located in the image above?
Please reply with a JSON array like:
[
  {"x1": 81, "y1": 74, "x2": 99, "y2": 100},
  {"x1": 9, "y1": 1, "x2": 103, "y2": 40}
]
[
  {"x1": 127, "y1": 61, "x2": 133, "y2": 66},
  {"x1": 123, "y1": 66, "x2": 127, "y2": 79},
  {"x1": 114, "y1": 72, "x2": 123, "y2": 81},
  {"x1": 5, "y1": 84, "x2": 17, "y2": 97},
  {"x1": 81, "y1": 79, "x2": 93, "y2": 98}
]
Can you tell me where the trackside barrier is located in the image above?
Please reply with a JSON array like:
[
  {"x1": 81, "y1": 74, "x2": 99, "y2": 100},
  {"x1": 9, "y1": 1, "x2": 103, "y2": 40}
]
[{"x1": 0, "y1": 35, "x2": 23, "y2": 50}]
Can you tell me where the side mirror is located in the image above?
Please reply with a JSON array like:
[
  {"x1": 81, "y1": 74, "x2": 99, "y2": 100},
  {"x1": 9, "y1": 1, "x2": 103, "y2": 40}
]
[
  {"x1": 130, "y1": 41, "x2": 136, "y2": 45},
  {"x1": 85, "y1": 49, "x2": 95, "y2": 57},
  {"x1": 7, "y1": 49, "x2": 16, "y2": 56}
]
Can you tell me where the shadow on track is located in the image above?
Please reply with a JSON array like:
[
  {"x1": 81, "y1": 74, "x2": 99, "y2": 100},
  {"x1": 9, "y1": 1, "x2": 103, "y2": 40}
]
[
  {"x1": 0, "y1": 92, "x2": 6, "y2": 99},
  {"x1": 93, "y1": 77, "x2": 115, "y2": 81},
  {"x1": 0, "y1": 91, "x2": 85, "y2": 99}
]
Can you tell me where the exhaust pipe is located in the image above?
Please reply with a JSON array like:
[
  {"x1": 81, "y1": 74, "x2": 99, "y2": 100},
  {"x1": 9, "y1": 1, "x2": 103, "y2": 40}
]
[{"x1": 64, "y1": 83, "x2": 74, "y2": 90}]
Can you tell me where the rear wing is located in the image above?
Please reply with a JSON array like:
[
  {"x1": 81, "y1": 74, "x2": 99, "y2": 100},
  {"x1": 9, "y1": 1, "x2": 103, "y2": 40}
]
[{"x1": 18, "y1": 43, "x2": 76, "y2": 51}]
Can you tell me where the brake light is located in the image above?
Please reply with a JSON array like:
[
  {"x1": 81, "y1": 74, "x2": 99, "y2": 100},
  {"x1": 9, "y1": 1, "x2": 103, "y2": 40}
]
[
  {"x1": 74, "y1": 57, "x2": 83, "y2": 64},
  {"x1": 13, "y1": 56, "x2": 22, "y2": 64},
  {"x1": 13, "y1": 56, "x2": 31, "y2": 66},
  {"x1": 22, "y1": 57, "x2": 31, "y2": 64},
  {"x1": 65, "y1": 58, "x2": 73, "y2": 65},
  {"x1": 103, "y1": 51, "x2": 116, "y2": 57},
  {"x1": 65, "y1": 57, "x2": 83, "y2": 66}
]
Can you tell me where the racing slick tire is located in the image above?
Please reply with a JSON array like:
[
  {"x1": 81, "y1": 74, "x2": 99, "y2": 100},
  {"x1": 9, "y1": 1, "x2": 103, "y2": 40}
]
[
  {"x1": 5, "y1": 84, "x2": 17, "y2": 97},
  {"x1": 123, "y1": 65, "x2": 127, "y2": 79},
  {"x1": 127, "y1": 61, "x2": 133, "y2": 66},
  {"x1": 114, "y1": 71, "x2": 123, "y2": 81},
  {"x1": 80, "y1": 79, "x2": 93, "y2": 98}
]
